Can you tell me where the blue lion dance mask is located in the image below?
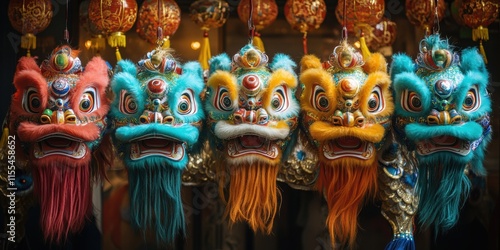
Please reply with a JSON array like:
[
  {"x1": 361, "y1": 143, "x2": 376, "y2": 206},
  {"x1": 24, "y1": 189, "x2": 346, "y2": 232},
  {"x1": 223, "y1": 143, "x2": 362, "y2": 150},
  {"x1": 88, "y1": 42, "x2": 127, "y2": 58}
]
[
  {"x1": 109, "y1": 48, "x2": 205, "y2": 245},
  {"x1": 390, "y1": 34, "x2": 492, "y2": 233},
  {"x1": 205, "y1": 44, "x2": 299, "y2": 234}
]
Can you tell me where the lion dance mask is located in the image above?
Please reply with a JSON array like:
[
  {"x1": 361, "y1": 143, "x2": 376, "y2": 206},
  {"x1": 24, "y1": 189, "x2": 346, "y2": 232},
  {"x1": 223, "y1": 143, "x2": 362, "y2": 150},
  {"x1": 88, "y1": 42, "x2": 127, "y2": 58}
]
[
  {"x1": 390, "y1": 34, "x2": 492, "y2": 233},
  {"x1": 109, "y1": 48, "x2": 204, "y2": 245},
  {"x1": 299, "y1": 41, "x2": 393, "y2": 248},
  {"x1": 205, "y1": 44, "x2": 299, "y2": 234},
  {"x1": 8, "y1": 45, "x2": 110, "y2": 242}
]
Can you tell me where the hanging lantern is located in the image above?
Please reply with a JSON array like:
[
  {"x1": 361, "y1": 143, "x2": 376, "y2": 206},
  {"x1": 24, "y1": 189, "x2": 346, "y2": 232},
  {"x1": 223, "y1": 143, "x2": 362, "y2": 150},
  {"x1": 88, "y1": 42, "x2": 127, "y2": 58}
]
[
  {"x1": 335, "y1": 0, "x2": 385, "y2": 58},
  {"x1": 190, "y1": 0, "x2": 230, "y2": 71},
  {"x1": 459, "y1": 0, "x2": 499, "y2": 64},
  {"x1": 88, "y1": 0, "x2": 138, "y2": 61},
  {"x1": 8, "y1": 0, "x2": 53, "y2": 57},
  {"x1": 136, "y1": 0, "x2": 181, "y2": 48},
  {"x1": 405, "y1": 0, "x2": 446, "y2": 35},
  {"x1": 335, "y1": 0, "x2": 385, "y2": 33},
  {"x1": 79, "y1": 0, "x2": 106, "y2": 53},
  {"x1": 356, "y1": 18, "x2": 397, "y2": 53},
  {"x1": 237, "y1": 0, "x2": 278, "y2": 52},
  {"x1": 284, "y1": 0, "x2": 326, "y2": 55},
  {"x1": 451, "y1": 0, "x2": 466, "y2": 26}
]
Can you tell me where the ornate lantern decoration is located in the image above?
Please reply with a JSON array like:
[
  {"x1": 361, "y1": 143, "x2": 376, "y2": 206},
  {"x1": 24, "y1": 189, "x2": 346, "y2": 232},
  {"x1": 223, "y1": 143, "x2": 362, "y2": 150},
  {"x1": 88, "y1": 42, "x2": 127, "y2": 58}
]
[
  {"x1": 237, "y1": 0, "x2": 278, "y2": 52},
  {"x1": 88, "y1": 0, "x2": 138, "y2": 61},
  {"x1": 335, "y1": 0, "x2": 385, "y2": 58},
  {"x1": 405, "y1": 0, "x2": 446, "y2": 35},
  {"x1": 136, "y1": 0, "x2": 181, "y2": 48},
  {"x1": 459, "y1": 0, "x2": 499, "y2": 63},
  {"x1": 355, "y1": 18, "x2": 397, "y2": 55},
  {"x1": 190, "y1": 0, "x2": 230, "y2": 71},
  {"x1": 79, "y1": 0, "x2": 106, "y2": 54},
  {"x1": 8, "y1": 0, "x2": 53, "y2": 57},
  {"x1": 284, "y1": 0, "x2": 326, "y2": 55}
]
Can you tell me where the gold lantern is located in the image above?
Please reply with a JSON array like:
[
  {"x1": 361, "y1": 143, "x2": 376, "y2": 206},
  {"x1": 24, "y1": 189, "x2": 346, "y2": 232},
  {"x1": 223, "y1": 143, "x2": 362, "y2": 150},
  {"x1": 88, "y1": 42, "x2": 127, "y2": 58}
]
[
  {"x1": 190, "y1": 0, "x2": 230, "y2": 71},
  {"x1": 88, "y1": 0, "x2": 138, "y2": 61},
  {"x1": 459, "y1": 0, "x2": 499, "y2": 63},
  {"x1": 136, "y1": 0, "x2": 181, "y2": 48},
  {"x1": 284, "y1": 0, "x2": 327, "y2": 55},
  {"x1": 8, "y1": 0, "x2": 53, "y2": 57}
]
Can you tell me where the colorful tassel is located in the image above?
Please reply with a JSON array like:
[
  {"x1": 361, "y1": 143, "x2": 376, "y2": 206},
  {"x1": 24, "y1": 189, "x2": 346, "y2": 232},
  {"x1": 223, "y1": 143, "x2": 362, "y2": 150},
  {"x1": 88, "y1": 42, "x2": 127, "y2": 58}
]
[
  {"x1": 479, "y1": 40, "x2": 488, "y2": 64},
  {"x1": 252, "y1": 35, "x2": 265, "y2": 53},
  {"x1": 359, "y1": 35, "x2": 372, "y2": 60},
  {"x1": 472, "y1": 26, "x2": 489, "y2": 42},
  {"x1": 0, "y1": 127, "x2": 9, "y2": 148},
  {"x1": 385, "y1": 234, "x2": 416, "y2": 250},
  {"x1": 21, "y1": 33, "x2": 36, "y2": 57},
  {"x1": 199, "y1": 31, "x2": 211, "y2": 70}
]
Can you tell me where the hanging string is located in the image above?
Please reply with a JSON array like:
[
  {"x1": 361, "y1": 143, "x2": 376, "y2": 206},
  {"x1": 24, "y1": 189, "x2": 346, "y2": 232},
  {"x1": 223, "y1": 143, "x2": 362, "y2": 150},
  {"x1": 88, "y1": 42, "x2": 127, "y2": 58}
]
[
  {"x1": 342, "y1": 0, "x2": 348, "y2": 41},
  {"x1": 248, "y1": 0, "x2": 255, "y2": 45},
  {"x1": 157, "y1": 0, "x2": 164, "y2": 47},
  {"x1": 64, "y1": 0, "x2": 69, "y2": 43},
  {"x1": 432, "y1": 0, "x2": 440, "y2": 35}
]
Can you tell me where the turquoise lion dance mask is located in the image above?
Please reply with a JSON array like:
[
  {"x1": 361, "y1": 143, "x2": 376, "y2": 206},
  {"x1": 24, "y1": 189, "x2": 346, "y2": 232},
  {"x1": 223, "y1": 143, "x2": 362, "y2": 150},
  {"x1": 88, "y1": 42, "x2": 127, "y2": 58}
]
[
  {"x1": 109, "y1": 48, "x2": 205, "y2": 245},
  {"x1": 390, "y1": 34, "x2": 492, "y2": 233}
]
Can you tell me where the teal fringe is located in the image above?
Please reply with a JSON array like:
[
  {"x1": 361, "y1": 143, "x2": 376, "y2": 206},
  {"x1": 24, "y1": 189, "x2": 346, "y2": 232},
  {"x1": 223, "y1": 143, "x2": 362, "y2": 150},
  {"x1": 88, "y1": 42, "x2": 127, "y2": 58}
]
[
  {"x1": 417, "y1": 158, "x2": 470, "y2": 234},
  {"x1": 128, "y1": 160, "x2": 185, "y2": 246}
]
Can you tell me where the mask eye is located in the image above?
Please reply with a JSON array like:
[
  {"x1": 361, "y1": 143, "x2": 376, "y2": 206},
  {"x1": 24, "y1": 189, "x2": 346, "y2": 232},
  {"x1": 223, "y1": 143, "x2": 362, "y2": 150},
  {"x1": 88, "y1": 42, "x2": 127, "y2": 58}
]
[
  {"x1": 312, "y1": 85, "x2": 329, "y2": 112},
  {"x1": 271, "y1": 86, "x2": 289, "y2": 112},
  {"x1": 14, "y1": 170, "x2": 33, "y2": 196},
  {"x1": 463, "y1": 85, "x2": 480, "y2": 112},
  {"x1": 178, "y1": 90, "x2": 196, "y2": 115},
  {"x1": 401, "y1": 90, "x2": 423, "y2": 113},
  {"x1": 79, "y1": 88, "x2": 98, "y2": 113},
  {"x1": 367, "y1": 86, "x2": 384, "y2": 113},
  {"x1": 119, "y1": 90, "x2": 138, "y2": 114},
  {"x1": 214, "y1": 87, "x2": 233, "y2": 112},
  {"x1": 23, "y1": 88, "x2": 43, "y2": 113}
]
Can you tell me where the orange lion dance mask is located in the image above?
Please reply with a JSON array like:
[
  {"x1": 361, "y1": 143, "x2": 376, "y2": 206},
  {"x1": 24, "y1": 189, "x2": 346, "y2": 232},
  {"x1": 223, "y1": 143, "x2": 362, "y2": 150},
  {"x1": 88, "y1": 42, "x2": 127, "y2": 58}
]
[{"x1": 299, "y1": 41, "x2": 393, "y2": 248}]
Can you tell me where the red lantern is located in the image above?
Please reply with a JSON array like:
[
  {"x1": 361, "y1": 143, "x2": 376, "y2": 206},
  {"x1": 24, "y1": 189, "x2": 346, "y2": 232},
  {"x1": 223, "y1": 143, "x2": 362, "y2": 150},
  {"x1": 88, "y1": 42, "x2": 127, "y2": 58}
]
[
  {"x1": 459, "y1": 0, "x2": 499, "y2": 64},
  {"x1": 406, "y1": 0, "x2": 446, "y2": 34},
  {"x1": 136, "y1": 0, "x2": 181, "y2": 48},
  {"x1": 8, "y1": 0, "x2": 53, "y2": 57},
  {"x1": 88, "y1": 0, "x2": 138, "y2": 61},
  {"x1": 237, "y1": 0, "x2": 278, "y2": 52},
  {"x1": 284, "y1": 0, "x2": 326, "y2": 54},
  {"x1": 190, "y1": 0, "x2": 230, "y2": 70},
  {"x1": 357, "y1": 18, "x2": 397, "y2": 54},
  {"x1": 79, "y1": 0, "x2": 106, "y2": 54},
  {"x1": 335, "y1": 0, "x2": 385, "y2": 33}
]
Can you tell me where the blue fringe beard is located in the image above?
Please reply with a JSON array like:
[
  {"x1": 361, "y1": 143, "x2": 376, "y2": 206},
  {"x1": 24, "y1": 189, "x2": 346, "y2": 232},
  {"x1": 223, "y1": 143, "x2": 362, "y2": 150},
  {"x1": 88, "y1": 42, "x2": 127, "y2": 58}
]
[
  {"x1": 416, "y1": 153, "x2": 471, "y2": 235},
  {"x1": 127, "y1": 159, "x2": 185, "y2": 246}
]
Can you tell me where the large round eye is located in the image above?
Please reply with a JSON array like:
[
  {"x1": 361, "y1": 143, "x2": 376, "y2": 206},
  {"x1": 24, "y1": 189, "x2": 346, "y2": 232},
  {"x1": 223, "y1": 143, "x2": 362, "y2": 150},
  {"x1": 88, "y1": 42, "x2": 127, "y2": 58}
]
[
  {"x1": 463, "y1": 85, "x2": 480, "y2": 112},
  {"x1": 178, "y1": 90, "x2": 196, "y2": 115},
  {"x1": 271, "y1": 86, "x2": 289, "y2": 112},
  {"x1": 214, "y1": 87, "x2": 233, "y2": 112},
  {"x1": 79, "y1": 88, "x2": 98, "y2": 113},
  {"x1": 119, "y1": 90, "x2": 138, "y2": 114},
  {"x1": 14, "y1": 170, "x2": 33, "y2": 196},
  {"x1": 367, "y1": 86, "x2": 384, "y2": 113},
  {"x1": 23, "y1": 88, "x2": 43, "y2": 113},
  {"x1": 401, "y1": 90, "x2": 423, "y2": 113},
  {"x1": 312, "y1": 85, "x2": 329, "y2": 112}
]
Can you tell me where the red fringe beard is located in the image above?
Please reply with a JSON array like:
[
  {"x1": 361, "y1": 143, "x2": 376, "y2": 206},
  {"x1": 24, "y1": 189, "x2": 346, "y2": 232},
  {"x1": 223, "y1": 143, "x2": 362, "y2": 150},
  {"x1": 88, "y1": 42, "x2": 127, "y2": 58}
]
[
  {"x1": 219, "y1": 162, "x2": 280, "y2": 234},
  {"x1": 33, "y1": 154, "x2": 93, "y2": 243},
  {"x1": 316, "y1": 159, "x2": 378, "y2": 248}
]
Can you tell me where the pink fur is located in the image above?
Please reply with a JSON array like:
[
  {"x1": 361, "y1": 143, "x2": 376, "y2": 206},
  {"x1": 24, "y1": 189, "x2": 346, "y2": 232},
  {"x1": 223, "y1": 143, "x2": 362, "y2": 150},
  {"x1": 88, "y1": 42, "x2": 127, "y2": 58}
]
[
  {"x1": 15, "y1": 56, "x2": 41, "y2": 73},
  {"x1": 70, "y1": 57, "x2": 110, "y2": 120},
  {"x1": 33, "y1": 154, "x2": 93, "y2": 242},
  {"x1": 17, "y1": 122, "x2": 100, "y2": 142}
]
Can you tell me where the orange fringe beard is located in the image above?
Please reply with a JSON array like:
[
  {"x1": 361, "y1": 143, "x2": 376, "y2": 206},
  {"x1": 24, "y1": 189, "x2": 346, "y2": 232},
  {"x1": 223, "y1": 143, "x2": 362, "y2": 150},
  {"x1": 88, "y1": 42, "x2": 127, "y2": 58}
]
[
  {"x1": 316, "y1": 160, "x2": 378, "y2": 248},
  {"x1": 219, "y1": 162, "x2": 280, "y2": 234}
]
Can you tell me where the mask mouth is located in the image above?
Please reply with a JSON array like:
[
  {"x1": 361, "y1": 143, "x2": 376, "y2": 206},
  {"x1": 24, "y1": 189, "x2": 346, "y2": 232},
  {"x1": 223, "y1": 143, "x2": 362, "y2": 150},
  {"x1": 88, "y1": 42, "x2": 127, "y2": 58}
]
[
  {"x1": 226, "y1": 135, "x2": 279, "y2": 159},
  {"x1": 130, "y1": 134, "x2": 185, "y2": 161},
  {"x1": 323, "y1": 136, "x2": 374, "y2": 160},
  {"x1": 34, "y1": 133, "x2": 87, "y2": 159},
  {"x1": 416, "y1": 136, "x2": 471, "y2": 156}
]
